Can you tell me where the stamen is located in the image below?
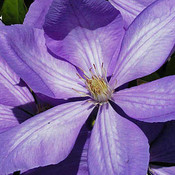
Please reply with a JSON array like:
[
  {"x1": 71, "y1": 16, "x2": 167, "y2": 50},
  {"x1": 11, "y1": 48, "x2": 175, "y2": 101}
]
[
  {"x1": 89, "y1": 67, "x2": 94, "y2": 76},
  {"x1": 77, "y1": 66, "x2": 86, "y2": 74},
  {"x1": 72, "y1": 88, "x2": 90, "y2": 97},
  {"x1": 86, "y1": 99, "x2": 99, "y2": 106},
  {"x1": 77, "y1": 66, "x2": 90, "y2": 78},
  {"x1": 101, "y1": 63, "x2": 107, "y2": 80},
  {"x1": 76, "y1": 73, "x2": 86, "y2": 82},
  {"x1": 83, "y1": 74, "x2": 89, "y2": 80},
  {"x1": 75, "y1": 64, "x2": 114, "y2": 103}
]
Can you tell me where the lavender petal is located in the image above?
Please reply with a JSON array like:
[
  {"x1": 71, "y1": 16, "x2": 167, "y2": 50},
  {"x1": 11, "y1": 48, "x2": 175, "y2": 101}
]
[
  {"x1": 110, "y1": 0, "x2": 175, "y2": 89},
  {"x1": 113, "y1": 76, "x2": 175, "y2": 122},
  {"x1": 88, "y1": 104, "x2": 149, "y2": 175},
  {"x1": 0, "y1": 25, "x2": 88, "y2": 99},
  {"x1": 0, "y1": 101, "x2": 93, "y2": 174}
]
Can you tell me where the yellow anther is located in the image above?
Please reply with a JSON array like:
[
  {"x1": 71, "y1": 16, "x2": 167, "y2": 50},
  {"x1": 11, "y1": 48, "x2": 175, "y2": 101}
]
[
  {"x1": 85, "y1": 74, "x2": 112, "y2": 103},
  {"x1": 75, "y1": 64, "x2": 114, "y2": 103}
]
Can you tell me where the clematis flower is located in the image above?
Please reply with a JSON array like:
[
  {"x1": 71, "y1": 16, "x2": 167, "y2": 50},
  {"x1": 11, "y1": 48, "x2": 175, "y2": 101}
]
[{"x1": 0, "y1": 0, "x2": 175, "y2": 174}]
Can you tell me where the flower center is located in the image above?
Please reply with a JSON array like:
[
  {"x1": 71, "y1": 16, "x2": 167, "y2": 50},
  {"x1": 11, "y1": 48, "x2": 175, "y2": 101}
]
[
  {"x1": 86, "y1": 74, "x2": 112, "y2": 103},
  {"x1": 76, "y1": 64, "x2": 113, "y2": 104}
]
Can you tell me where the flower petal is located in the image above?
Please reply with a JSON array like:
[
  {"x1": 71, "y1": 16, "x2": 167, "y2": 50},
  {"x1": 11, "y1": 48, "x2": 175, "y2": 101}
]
[
  {"x1": 88, "y1": 103, "x2": 149, "y2": 175},
  {"x1": 0, "y1": 104, "x2": 30, "y2": 133},
  {"x1": 110, "y1": 101, "x2": 164, "y2": 144},
  {"x1": 45, "y1": 14, "x2": 124, "y2": 76},
  {"x1": 44, "y1": 0, "x2": 119, "y2": 40},
  {"x1": 0, "y1": 25, "x2": 87, "y2": 99},
  {"x1": 113, "y1": 76, "x2": 175, "y2": 122},
  {"x1": 0, "y1": 101, "x2": 93, "y2": 174},
  {"x1": 129, "y1": 120, "x2": 164, "y2": 144},
  {"x1": 150, "y1": 166, "x2": 175, "y2": 175},
  {"x1": 0, "y1": 20, "x2": 4, "y2": 26},
  {"x1": 24, "y1": 0, "x2": 53, "y2": 28},
  {"x1": 22, "y1": 124, "x2": 90, "y2": 175},
  {"x1": 109, "y1": 0, "x2": 155, "y2": 28},
  {"x1": 0, "y1": 56, "x2": 35, "y2": 112},
  {"x1": 150, "y1": 121, "x2": 175, "y2": 163},
  {"x1": 110, "y1": 0, "x2": 175, "y2": 88}
]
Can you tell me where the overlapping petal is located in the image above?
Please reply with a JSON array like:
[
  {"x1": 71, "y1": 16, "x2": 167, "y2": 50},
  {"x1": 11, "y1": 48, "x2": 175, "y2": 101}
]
[
  {"x1": 150, "y1": 121, "x2": 175, "y2": 163},
  {"x1": 0, "y1": 56, "x2": 35, "y2": 112},
  {"x1": 23, "y1": 125, "x2": 90, "y2": 175},
  {"x1": 0, "y1": 20, "x2": 4, "y2": 26},
  {"x1": 129, "y1": 120, "x2": 164, "y2": 144},
  {"x1": 45, "y1": 14, "x2": 124, "y2": 76},
  {"x1": 150, "y1": 166, "x2": 175, "y2": 175},
  {"x1": 110, "y1": 0, "x2": 175, "y2": 89},
  {"x1": 109, "y1": 0, "x2": 155, "y2": 28},
  {"x1": 24, "y1": 0, "x2": 53, "y2": 28},
  {"x1": 0, "y1": 25, "x2": 88, "y2": 99},
  {"x1": 44, "y1": 0, "x2": 119, "y2": 40},
  {"x1": 88, "y1": 104, "x2": 149, "y2": 175},
  {"x1": 0, "y1": 101, "x2": 93, "y2": 174},
  {"x1": 0, "y1": 104, "x2": 30, "y2": 133},
  {"x1": 113, "y1": 76, "x2": 175, "y2": 122}
]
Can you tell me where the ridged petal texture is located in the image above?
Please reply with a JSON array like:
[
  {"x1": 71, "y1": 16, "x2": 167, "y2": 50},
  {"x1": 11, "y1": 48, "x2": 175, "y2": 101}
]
[
  {"x1": 88, "y1": 104, "x2": 149, "y2": 175},
  {"x1": 0, "y1": 104, "x2": 30, "y2": 133},
  {"x1": 109, "y1": 0, "x2": 155, "y2": 27},
  {"x1": 110, "y1": 0, "x2": 175, "y2": 89},
  {"x1": 113, "y1": 76, "x2": 175, "y2": 122},
  {"x1": 0, "y1": 101, "x2": 93, "y2": 174},
  {"x1": 44, "y1": 0, "x2": 124, "y2": 77},
  {"x1": 45, "y1": 15, "x2": 124, "y2": 77},
  {"x1": 22, "y1": 125, "x2": 90, "y2": 175},
  {"x1": 24, "y1": 0, "x2": 53, "y2": 28},
  {"x1": 0, "y1": 56, "x2": 34, "y2": 110},
  {"x1": 150, "y1": 166, "x2": 175, "y2": 175},
  {"x1": 0, "y1": 25, "x2": 88, "y2": 99},
  {"x1": 44, "y1": 0, "x2": 119, "y2": 39}
]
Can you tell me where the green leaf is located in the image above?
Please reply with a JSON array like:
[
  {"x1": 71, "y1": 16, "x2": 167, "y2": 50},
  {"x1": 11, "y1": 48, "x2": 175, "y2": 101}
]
[
  {"x1": 0, "y1": 0, "x2": 27, "y2": 25},
  {"x1": 0, "y1": 0, "x2": 4, "y2": 11}
]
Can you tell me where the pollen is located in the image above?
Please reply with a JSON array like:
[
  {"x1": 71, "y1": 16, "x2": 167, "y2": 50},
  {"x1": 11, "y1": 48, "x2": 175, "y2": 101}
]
[
  {"x1": 76, "y1": 63, "x2": 113, "y2": 103},
  {"x1": 85, "y1": 74, "x2": 112, "y2": 102}
]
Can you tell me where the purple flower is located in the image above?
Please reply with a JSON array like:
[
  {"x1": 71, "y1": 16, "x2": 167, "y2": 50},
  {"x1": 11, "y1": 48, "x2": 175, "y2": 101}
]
[{"x1": 0, "y1": 0, "x2": 175, "y2": 174}]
